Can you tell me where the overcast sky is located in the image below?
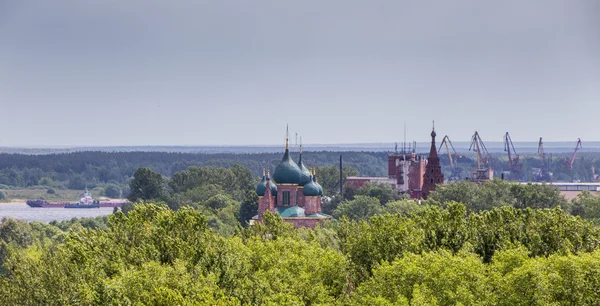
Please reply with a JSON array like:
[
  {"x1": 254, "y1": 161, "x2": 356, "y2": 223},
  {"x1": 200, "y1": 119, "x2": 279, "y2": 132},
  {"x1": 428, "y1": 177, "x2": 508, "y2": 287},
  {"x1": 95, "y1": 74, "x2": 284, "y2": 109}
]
[{"x1": 0, "y1": 0, "x2": 598, "y2": 147}]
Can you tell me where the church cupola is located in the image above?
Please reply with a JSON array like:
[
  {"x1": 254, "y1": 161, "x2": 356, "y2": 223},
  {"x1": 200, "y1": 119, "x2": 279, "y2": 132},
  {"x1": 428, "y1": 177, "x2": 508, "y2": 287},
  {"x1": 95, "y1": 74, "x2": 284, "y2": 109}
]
[
  {"x1": 256, "y1": 167, "x2": 278, "y2": 197},
  {"x1": 273, "y1": 126, "x2": 302, "y2": 185},
  {"x1": 297, "y1": 141, "x2": 312, "y2": 186}
]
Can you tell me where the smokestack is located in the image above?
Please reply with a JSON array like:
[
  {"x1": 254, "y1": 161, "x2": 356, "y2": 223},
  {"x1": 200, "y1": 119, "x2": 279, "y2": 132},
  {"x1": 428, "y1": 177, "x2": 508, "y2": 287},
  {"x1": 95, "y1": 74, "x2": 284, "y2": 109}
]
[{"x1": 340, "y1": 155, "x2": 343, "y2": 196}]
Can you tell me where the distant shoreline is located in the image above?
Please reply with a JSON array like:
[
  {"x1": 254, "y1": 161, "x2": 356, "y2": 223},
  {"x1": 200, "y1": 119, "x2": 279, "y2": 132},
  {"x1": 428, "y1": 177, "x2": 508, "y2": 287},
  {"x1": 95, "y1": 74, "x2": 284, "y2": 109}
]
[{"x1": 2, "y1": 142, "x2": 600, "y2": 154}]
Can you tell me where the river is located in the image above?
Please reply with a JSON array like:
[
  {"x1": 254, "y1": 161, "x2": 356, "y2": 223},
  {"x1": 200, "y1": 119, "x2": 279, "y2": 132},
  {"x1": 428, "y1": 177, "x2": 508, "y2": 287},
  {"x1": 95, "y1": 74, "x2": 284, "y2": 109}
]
[{"x1": 0, "y1": 203, "x2": 115, "y2": 222}]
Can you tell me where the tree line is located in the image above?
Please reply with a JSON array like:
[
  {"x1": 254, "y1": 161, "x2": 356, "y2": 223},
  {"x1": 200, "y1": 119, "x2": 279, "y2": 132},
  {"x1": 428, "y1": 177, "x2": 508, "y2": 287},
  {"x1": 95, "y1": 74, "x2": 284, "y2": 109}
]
[
  {"x1": 1, "y1": 150, "x2": 599, "y2": 193},
  {"x1": 0, "y1": 151, "x2": 384, "y2": 192}
]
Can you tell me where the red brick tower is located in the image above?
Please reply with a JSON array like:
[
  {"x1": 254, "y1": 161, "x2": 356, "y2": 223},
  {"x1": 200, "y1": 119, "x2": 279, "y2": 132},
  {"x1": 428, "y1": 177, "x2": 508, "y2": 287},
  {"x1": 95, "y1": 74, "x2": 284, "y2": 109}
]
[
  {"x1": 422, "y1": 123, "x2": 444, "y2": 199},
  {"x1": 265, "y1": 170, "x2": 274, "y2": 211}
]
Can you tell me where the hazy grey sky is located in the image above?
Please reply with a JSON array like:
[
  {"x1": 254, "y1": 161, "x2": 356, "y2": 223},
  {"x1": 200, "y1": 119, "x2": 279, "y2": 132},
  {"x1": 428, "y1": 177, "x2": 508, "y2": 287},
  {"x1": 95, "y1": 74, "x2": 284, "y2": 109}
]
[{"x1": 1, "y1": 0, "x2": 598, "y2": 146}]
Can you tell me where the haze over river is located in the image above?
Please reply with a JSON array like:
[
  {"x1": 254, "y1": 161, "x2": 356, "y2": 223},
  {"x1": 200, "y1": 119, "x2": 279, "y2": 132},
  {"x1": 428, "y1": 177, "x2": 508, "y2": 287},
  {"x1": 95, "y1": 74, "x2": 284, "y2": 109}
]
[{"x1": 0, "y1": 203, "x2": 114, "y2": 222}]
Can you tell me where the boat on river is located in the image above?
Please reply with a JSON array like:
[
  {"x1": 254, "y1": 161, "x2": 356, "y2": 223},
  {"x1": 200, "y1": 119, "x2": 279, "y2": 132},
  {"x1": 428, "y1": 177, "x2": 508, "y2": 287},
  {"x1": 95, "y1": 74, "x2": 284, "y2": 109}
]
[
  {"x1": 64, "y1": 190, "x2": 100, "y2": 208},
  {"x1": 25, "y1": 199, "x2": 66, "y2": 208},
  {"x1": 26, "y1": 190, "x2": 125, "y2": 208}
]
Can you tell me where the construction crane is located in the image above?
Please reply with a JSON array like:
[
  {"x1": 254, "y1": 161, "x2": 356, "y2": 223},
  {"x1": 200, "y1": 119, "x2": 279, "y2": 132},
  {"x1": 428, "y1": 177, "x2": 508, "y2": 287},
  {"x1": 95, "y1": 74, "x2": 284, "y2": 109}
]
[
  {"x1": 469, "y1": 131, "x2": 491, "y2": 169},
  {"x1": 565, "y1": 138, "x2": 583, "y2": 169},
  {"x1": 503, "y1": 132, "x2": 521, "y2": 172},
  {"x1": 437, "y1": 135, "x2": 460, "y2": 169}
]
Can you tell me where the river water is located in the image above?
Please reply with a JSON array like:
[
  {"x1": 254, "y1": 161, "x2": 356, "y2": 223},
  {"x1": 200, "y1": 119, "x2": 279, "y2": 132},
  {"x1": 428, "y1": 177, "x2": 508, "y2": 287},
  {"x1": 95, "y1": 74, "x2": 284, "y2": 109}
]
[{"x1": 0, "y1": 203, "x2": 115, "y2": 222}]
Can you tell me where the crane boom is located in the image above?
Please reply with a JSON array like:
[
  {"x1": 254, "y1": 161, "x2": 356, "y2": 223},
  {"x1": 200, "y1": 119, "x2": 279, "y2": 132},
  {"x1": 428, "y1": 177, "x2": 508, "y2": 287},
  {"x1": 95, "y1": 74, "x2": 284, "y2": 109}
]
[
  {"x1": 438, "y1": 135, "x2": 458, "y2": 169},
  {"x1": 469, "y1": 131, "x2": 490, "y2": 169},
  {"x1": 538, "y1": 137, "x2": 545, "y2": 159},
  {"x1": 503, "y1": 132, "x2": 520, "y2": 171},
  {"x1": 567, "y1": 138, "x2": 583, "y2": 169}
]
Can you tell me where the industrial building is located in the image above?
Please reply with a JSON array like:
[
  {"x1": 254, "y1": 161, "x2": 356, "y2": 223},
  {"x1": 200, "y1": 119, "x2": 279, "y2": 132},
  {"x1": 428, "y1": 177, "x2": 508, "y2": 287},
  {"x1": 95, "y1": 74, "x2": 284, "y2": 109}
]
[{"x1": 346, "y1": 126, "x2": 444, "y2": 199}]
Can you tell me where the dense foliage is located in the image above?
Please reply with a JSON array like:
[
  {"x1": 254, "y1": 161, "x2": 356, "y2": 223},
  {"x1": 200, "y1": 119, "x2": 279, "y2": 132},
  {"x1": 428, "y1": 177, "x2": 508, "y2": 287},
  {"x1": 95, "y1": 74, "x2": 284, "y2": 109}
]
[
  {"x1": 3, "y1": 158, "x2": 600, "y2": 304},
  {"x1": 3, "y1": 202, "x2": 600, "y2": 304},
  {"x1": 428, "y1": 179, "x2": 568, "y2": 212}
]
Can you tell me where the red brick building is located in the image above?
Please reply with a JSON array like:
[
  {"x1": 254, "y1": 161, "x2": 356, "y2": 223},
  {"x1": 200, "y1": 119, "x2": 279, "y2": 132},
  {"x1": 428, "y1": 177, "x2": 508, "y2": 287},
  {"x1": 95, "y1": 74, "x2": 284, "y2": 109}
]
[
  {"x1": 253, "y1": 137, "x2": 330, "y2": 229},
  {"x1": 422, "y1": 127, "x2": 444, "y2": 199},
  {"x1": 346, "y1": 127, "x2": 443, "y2": 199}
]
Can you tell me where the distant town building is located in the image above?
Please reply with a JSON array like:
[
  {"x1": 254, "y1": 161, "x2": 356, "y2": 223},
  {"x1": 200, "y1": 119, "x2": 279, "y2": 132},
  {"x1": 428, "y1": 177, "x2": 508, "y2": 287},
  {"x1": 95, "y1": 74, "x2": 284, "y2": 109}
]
[
  {"x1": 253, "y1": 134, "x2": 330, "y2": 228},
  {"x1": 346, "y1": 126, "x2": 444, "y2": 199},
  {"x1": 422, "y1": 127, "x2": 444, "y2": 199}
]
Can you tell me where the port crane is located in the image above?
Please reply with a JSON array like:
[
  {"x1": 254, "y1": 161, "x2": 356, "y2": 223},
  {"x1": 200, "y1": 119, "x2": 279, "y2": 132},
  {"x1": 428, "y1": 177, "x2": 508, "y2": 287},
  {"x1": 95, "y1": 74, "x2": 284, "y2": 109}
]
[
  {"x1": 438, "y1": 135, "x2": 463, "y2": 180},
  {"x1": 538, "y1": 137, "x2": 545, "y2": 159},
  {"x1": 469, "y1": 131, "x2": 493, "y2": 181},
  {"x1": 565, "y1": 138, "x2": 582, "y2": 169},
  {"x1": 469, "y1": 131, "x2": 490, "y2": 169},
  {"x1": 536, "y1": 137, "x2": 552, "y2": 181},
  {"x1": 437, "y1": 135, "x2": 460, "y2": 169},
  {"x1": 503, "y1": 132, "x2": 521, "y2": 172}
]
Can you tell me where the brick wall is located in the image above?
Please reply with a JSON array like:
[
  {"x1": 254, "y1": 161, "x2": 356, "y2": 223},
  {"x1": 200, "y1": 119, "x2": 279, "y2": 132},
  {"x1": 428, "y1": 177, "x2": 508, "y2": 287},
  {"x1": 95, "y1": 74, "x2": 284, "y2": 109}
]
[{"x1": 277, "y1": 185, "x2": 298, "y2": 206}]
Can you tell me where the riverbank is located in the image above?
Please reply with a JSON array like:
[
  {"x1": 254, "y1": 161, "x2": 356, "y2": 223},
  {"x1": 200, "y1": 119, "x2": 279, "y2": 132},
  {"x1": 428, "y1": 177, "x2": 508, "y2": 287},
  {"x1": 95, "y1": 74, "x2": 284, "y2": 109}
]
[
  {"x1": 0, "y1": 203, "x2": 115, "y2": 222},
  {"x1": 0, "y1": 188, "x2": 127, "y2": 204}
]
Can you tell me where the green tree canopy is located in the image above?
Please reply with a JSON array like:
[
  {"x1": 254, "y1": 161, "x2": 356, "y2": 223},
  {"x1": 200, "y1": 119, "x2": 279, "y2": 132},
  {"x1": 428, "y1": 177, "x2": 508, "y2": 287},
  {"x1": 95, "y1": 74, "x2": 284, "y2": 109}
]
[
  {"x1": 333, "y1": 195, "x2": 381, "y2": 221},
  {"x1": 127, "y1": 167, "x2": 165, "y2": 202}
]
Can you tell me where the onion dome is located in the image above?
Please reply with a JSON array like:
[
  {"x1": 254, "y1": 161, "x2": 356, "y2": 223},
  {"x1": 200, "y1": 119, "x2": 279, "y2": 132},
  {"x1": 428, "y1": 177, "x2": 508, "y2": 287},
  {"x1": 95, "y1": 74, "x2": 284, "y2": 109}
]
[
  {"x1": 297, "y1": 147, "x2": 311, "y2": 186},
  {"x1": 313, "y1": 175, "x2": 323, "y2": 196},
  {"x1": 303, "y1": 176, "x2": 320, "y2": 196},
  {"x1": 273, "y1": 139, "x2": 302, "y2": 185},
  {"x1": 255, "y1": 175, "x2": 267, "y2": 196},
  {"x1": 255, "y1": 173, "x2": 278, "y2": 197},
  {"x1": 266, "y1": 176, "x2": 277, "y2": 197}
]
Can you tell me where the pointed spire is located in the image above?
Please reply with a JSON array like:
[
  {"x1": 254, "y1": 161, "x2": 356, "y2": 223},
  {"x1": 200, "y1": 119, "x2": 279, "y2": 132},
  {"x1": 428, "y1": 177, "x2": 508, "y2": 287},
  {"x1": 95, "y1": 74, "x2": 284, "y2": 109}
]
[
  {"x1": 285, "y1": 124, "x2": 289, "y2": 150},
  {"x1": 298, "y1": 136, "x2": 305, "y2": 164}
]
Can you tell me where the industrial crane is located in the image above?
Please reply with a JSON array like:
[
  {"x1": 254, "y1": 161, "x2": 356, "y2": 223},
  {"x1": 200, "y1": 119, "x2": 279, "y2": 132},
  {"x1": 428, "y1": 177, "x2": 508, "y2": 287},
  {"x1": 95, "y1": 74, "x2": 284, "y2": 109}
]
[
  {"x1": 469, "y1": 131, "x2": 493, "y2": 181},
  {"x1": 538, "y1": 137, "x2": 545, "y2": 159},
  {"x1": 469, "y1": 131, "x2": 490, "y2": 169},
  {"x1": 565, "y1": 138, "x2": 583, "y2": 169},
  {"x1": 437, "y1": 135, "x2": 460, "y2": 169},
  {"x1": 535, "y1": 137, "x2": 554, "y2": 181},
  {"x1": 503, "y1": 132, "x2": 521, "y2": 172}
]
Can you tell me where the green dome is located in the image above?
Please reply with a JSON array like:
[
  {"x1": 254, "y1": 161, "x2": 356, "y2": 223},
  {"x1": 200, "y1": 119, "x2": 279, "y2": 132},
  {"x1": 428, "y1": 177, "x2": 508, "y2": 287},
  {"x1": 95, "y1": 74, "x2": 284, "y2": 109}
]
[
  {"x1": 313, "y1": 175, "x2": 323, "y2": 196},
  {"x1": 273, "y1": 148, "x2": 301, "y2": 185},
  {"x1": 255, "y1": 176, "x2": 266, "y2": 196},
  {"x1": 303, "y1": 176, "x2": 320, "y2": 196},
  {"x1": 297, "y1": 154, "x2": 311, "y2": 186},
  {"x1": 255, "y1": 176, "x2": 277, "y2": 197}
]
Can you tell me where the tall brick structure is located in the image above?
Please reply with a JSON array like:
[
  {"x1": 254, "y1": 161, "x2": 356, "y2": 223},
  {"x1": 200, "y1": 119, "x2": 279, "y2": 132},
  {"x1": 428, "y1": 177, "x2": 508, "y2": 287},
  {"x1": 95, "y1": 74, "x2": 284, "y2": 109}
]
[
  {"x1": 253, "y1": 132, "x2": 331, "y2": 228},
  {"x1": 422, "y1": 125, "x2": 444, "y2": 199}
]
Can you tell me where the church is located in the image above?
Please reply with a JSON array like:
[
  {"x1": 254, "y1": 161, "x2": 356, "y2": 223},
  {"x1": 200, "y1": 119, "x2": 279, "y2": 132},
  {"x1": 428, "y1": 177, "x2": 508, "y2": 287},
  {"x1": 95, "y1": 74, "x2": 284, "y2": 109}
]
[{"x1": 253, "y1": 134, "x2": 331, "y2": 228}]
